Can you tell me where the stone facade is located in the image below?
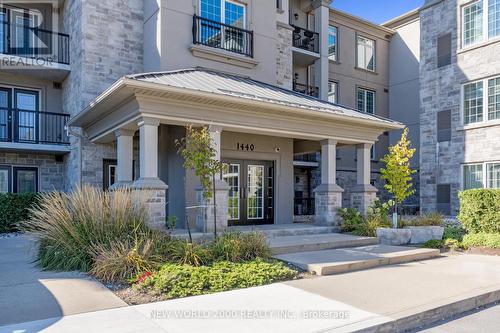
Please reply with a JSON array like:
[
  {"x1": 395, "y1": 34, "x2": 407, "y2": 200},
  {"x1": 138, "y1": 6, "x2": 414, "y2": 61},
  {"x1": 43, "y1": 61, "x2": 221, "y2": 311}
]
[
  {"x1": 276, "y1": 23, "x2": 293, "y2": 89},
  {"x1": 142, "y1": 189, "x2": 167, "y2": 230},
  {"x1": 0, "y1": 152, "x2": 65, "y2": 192},
  {"x1": 314, "y1": 185, "x2": 344, "y2": 226},
  {"x1": 420, "y1": 0, "x2": 500, "y2": 215},
  {"x1": 196, "y1": 181, "x2": 230, "y2": 233},
  {"x1": 62, "y1": 0, "x2": 144, "y2": 191}
]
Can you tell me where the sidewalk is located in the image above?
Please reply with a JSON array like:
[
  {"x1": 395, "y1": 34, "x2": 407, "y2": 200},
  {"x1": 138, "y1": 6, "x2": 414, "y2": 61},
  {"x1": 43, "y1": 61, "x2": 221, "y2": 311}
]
[
  {"x1": 2, "y1": 253, "x2": 500, "y2": 333},
  {"x1": 0, "y1": 235, "x2": 126, "y2": 327}
]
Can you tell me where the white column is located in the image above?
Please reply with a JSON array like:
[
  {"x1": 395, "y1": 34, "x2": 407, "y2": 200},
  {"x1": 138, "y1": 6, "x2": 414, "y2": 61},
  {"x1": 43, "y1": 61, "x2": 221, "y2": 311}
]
[
  {"x1": 209, "y1": 125, "x2": 223, "y2": 180},
  {"x1": 314, "y1": 2, "x2": 330, "y2": 101},
  {"x1": 356, "y1": 143, "x2": 373, "y2": 187},
  {"x1": 321, "y1": 139, "x2": 337, "y2": 185},
  {"x1": 111, "y1": 128, "x2": 134, "y2": 189},
  {"x1": 132, "y1": 117, "x2": 167, "y2": 189}
]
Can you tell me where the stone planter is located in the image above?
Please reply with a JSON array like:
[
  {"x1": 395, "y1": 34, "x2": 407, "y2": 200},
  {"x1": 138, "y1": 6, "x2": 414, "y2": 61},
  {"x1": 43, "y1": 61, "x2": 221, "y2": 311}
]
[
  {"x1": 406, "y1": 226, "x2": 444, "y2": 244},
  {"x1": 376, "y1": 228, "x2": 412, "y2": 245}
]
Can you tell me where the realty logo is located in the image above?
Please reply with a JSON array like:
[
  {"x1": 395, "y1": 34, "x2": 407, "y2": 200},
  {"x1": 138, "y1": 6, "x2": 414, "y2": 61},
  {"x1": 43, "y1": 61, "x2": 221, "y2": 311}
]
[{"x1": 0, "y1": 2, "x2": 67, "y2": 68}]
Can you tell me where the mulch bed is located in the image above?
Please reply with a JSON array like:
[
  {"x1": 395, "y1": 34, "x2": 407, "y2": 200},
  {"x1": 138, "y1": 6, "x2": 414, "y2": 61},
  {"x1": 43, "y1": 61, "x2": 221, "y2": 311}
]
[{"x1": 466, "y1": 247, "x2": 500, "y2": 256}]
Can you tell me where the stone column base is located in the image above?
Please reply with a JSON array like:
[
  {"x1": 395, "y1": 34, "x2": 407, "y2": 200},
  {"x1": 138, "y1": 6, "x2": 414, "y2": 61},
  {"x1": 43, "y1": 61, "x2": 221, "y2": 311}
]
[
  {"x1": 130, "y1": 178, "x2": 168, "y2": 231},
  {"x1": 350, "y1": 184, "x2": 378, "y2": 216},
  {"x1": 196, "y1": 180, "x2": 229, "y2": 234},
  {"x1": 314, "y1": 184, "x2": 344, "y2": 226}
]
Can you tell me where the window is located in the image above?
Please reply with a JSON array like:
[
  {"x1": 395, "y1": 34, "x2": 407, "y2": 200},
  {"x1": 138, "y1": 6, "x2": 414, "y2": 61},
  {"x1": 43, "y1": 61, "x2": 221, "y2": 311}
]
[
  {"x1": 463, "y1": 1, "x2": 483, "y2": 46},
  {"x1": 462, "y1": 0, "x2": 500, "y2": 47},
  {"x1": 437, "y1": 33, "x2": 452, "y2": 68},
  {"x1": 488, "y1": 163, "x2": 500, "y2": 188},
  {"x1": 356, "y1": 35, "x2": 375, "y2": 71},
  {"x1": 437, "y1": 110, "x2": 452, "y2": 142},
  {"x1": 357, "y1": 88, "x2": 375, "y2": 114},
  {"x1": 13, "y1": 167, "x2": 37, "y2": 193},
  {"x1": 200, "y1": 0, "x2": 245, "y2": 28},
  {"x1": 488, "y1": 77, "x2": 500, "y2": 120},
  {"x1": 489, "y1": 0, "x2": 500, "y2": 38},
  {"x1": 462, "y1": 75, "x2": 500, "y2": 125},
  {"x1": 0, "y1": 166, "x2": 10, "y2": 193},
  {"x1": 371, "y1": 146, "x2": 376, "y2": 160},
  {"x1": 464, "y1": 164, "x2": 484, "y2": 189},
  {"x1": 463, "y1": 162, "x2": 500, "y2": 189},
  {"x1": 463, "y1": 81, "x2": 483, "y2": 124},
  {"x1": 328, "y1": 81, "x2": 338, "y2": 103},
  {"x1": 328, "y1": 26, "x2": 338, "y2": 61}
]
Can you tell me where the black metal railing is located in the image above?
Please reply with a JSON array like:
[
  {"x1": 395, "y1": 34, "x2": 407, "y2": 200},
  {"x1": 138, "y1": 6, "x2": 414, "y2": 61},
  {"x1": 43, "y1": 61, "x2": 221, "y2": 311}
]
[
  {"x1": 291, "y1": 25, "x2": 319, "y2": 53},
  {"x1": 293, "y1": 81, "x2": 319, "y2": 97},
  {"x1": 0, "y1": 20, "x2": 70, "y2": 65},
  {"x1": 294, "y1": 197, "x2": 315, "y2": 216},
  {"x1": 192, "y1": 15, "x2": 253, "y2": 58},
  {"x1": 0, "y1": 108, "x2": 69, "y2": 145}
]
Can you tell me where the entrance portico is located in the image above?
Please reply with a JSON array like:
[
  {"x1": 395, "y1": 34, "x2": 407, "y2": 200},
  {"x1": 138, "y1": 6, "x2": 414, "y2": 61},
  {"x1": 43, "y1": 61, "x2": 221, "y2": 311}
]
[{"x1": 68, "y1": 68, "x2": 402, "y2": 231}]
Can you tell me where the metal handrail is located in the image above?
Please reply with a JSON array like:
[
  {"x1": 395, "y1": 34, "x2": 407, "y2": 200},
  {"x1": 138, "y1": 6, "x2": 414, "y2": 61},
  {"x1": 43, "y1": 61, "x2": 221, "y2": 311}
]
[
  {"x1": 192, "y1": 15, "x2": 254, "y2": 57},
  {"x1": 291, "y1": 24, "x2": 319, "y2": 53},
  {"x1": 0, "y1": 107, "x2": 70, "y2": 145}
]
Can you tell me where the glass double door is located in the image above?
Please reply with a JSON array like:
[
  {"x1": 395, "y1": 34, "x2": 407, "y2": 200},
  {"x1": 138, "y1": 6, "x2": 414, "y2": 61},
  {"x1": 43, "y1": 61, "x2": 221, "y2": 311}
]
[
  {"x1": 222, "y1": 159, "x2": 274, "y2": 226},
  {"x1": 0, "y1": 87, "x2": 39, "y2": 142}
]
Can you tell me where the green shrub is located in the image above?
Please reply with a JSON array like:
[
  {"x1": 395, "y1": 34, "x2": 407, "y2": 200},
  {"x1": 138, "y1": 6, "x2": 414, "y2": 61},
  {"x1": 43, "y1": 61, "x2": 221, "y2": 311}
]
[
  {"x1": 25, "y1": 186, "x2": 169, "y2": 272},
  {"x1": 209, "y1": 231, "x2": 270, "y2": 262},
  {"x1": 462, "y1": 233, "x2": 500, "y2": 249},
  {"x1": 421, "y1": 239, "x2": 444, "y2": 249},
  {"x1": 458, "y1": 189, "x2": 500, "y2": 233},
  {"x1": 138, "y1": 259, "x2": 298, "y2": 299},
  {"x1": 444, "y1": 238, "x2": 462, "y2": 250},
  {"x1": 338, "y1": 207, "x2": 364, "y2": 232},
  {"x1": 0, "y1": 192, "x2": 39, "y2": 233},
  {"x1": 353, "y1": 214, "x2": 391, "y2": 237},
  {"x1": 89, "y1": 235, "x2": 169, "y2": 282},
  {"x1": 167, "y1": 240, "x2": 210, "y2": 266},
  {"x1": 443, "y1": 225, "x2": 466, "y2": 241}
]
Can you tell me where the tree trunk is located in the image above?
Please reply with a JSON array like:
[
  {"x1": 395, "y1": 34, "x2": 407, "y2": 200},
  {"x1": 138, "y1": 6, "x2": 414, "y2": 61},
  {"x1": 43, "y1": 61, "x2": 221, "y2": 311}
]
[{"x1": 212, "y1": 173, "x2": 217, "y2": 239}]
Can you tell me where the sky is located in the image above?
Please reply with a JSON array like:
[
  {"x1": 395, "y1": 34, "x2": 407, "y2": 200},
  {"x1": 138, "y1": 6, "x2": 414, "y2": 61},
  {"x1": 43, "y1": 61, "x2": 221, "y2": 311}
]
[{"x1": 331, "y1": 0, "x2": 425, "y2": 24}]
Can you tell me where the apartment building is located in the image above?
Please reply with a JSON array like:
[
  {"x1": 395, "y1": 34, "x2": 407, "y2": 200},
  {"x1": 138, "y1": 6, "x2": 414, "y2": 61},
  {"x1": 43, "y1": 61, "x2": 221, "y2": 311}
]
[
  {"x1": 0, "y1": 0, "x2": 407, "y2": 232},
  {"x1": 419, "y1": 0, "x2": 500, "y2": 215}
]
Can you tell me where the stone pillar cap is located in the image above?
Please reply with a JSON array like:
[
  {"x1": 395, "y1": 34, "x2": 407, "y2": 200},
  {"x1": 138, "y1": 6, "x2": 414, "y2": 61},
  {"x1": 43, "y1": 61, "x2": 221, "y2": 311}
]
[
  {"x1": 351, "y1": 184, "x2": 378, "y2": 193},
  {"x1": 313, "y1": 183, "x2": 344, "y2": 193},
  {"x1": 131, "y1": 178, "x2": 168, "y2": 190}
]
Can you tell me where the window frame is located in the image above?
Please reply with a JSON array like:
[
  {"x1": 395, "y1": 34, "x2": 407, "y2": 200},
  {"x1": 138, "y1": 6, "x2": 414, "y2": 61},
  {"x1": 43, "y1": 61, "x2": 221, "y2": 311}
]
[
  {"x1": 355, "y1": 34, "x2": 376, "y2": 72},
  {"x1": 0, "y1": 165, "x2": 11, "y2": 193},
  {"x1": 12, "y1": 166, "x2": 38, "y2": 193},
  {"x1": 462, "y1": 161, "x2": 500, "y2": 189},
  {"x1": 461, "y1": 0, "x2": 500, "y2": 48},
  {"x1": 461, "y1": 75, "x2": 500, "y2": 126},
  {"x1": 328, "y1": 25, "x2": 338, "y2": 62},
  {"x1": 328, "y1": 80, "x2": 338, "y2": 104},
  {"x1": 356, "y1": 87, "x2": 376, "y2": 114},
  {"x1": 199, "y1": 0, "x2": 247, "y2": 29}
]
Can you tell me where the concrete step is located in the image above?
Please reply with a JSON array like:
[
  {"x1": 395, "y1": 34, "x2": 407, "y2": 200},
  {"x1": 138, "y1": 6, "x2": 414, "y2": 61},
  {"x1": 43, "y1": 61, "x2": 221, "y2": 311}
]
[
  {"x1": 268, "y1": 233, "x2": 379, "y2": 255},
  {"x1": 230, "y1": 224, "x2": 340, "y2": 238},
  {"x1": 274, "y1": 244, "x2": 440, "y2": 275}
]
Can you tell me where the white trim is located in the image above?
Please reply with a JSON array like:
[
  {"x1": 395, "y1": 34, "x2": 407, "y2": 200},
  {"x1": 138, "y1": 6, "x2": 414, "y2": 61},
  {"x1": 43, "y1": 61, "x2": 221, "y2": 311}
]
[
  {"x1": 462, "y1": 161, "x2": 500, "y2": 189},
  {"x1": 355, "y1": 33, "x2": 376, "y2": 72},
  {"x1": 356, "y1": 87, "x2": 376, "y2": 115},
  {"x1": 461, "y1": 74, "x2": 500, "y2": 126}
]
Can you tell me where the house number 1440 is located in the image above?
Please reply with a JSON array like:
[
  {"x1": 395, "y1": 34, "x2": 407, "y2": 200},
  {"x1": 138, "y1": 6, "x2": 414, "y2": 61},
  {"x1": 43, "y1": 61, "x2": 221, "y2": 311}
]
[{"x1": 237, "y1": 143, "x2": 255, "y2": 151}]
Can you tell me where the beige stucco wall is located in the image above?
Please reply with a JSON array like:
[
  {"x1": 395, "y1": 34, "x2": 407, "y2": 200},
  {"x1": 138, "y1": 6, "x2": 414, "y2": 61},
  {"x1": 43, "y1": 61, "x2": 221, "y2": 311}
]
[
  {"x1": 0, "y1": 72, "x2": 63, "y2": 112},
  {"x1": 327, "y1": 11, "x2": 391, "y2": 173},
  {"x1": 157, "y1": 128, "x2": 294, "y2": 227},
  {"x1": 144, "y1": 0, "x2": 280, "y2": 85}
]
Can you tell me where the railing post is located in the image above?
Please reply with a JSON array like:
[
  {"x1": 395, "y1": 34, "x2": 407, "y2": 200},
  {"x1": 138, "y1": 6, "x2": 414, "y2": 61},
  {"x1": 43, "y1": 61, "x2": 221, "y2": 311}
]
[{"x1": 192, "y1": 15, "x2": 198, "y2": 45}]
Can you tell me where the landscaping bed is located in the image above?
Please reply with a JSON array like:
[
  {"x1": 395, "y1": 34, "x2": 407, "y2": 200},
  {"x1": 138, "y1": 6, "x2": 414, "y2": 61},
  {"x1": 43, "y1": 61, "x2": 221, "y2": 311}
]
[{"x1": 24, "y1": 186, "x2": 300, "y2": 305}]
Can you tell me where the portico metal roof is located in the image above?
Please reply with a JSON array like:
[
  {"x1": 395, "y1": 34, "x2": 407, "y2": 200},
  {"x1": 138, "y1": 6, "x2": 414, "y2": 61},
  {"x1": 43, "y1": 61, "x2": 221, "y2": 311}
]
[{"x1": 126, "y1": 68, "x2": 401, "y2": 127}]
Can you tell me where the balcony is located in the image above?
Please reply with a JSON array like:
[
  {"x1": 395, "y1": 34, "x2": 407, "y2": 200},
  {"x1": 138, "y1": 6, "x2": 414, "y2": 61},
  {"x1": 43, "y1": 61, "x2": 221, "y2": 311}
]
[
  {"x1": 291, "y1": 25, "x2": 319, "y2": 53},
  {"x1": 192, "y1": 15, "x2": 253, "y2": 58},
  {"x1": 293, "y1": 81, "x2": 319, "y2": 98},
  {"x1": 0, "y1": 19, "x2": 70, "y2": 80},
  {"x1": 0, "y1": 108, "x2": 70, "y2": 153}
]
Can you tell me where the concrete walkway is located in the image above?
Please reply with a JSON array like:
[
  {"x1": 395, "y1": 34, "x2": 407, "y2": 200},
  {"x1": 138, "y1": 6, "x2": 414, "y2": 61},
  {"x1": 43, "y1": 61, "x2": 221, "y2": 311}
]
[
  {"x1": 0, "y1": 235, "x2": 126, "y2": 327},
  {"x1": 2, "y1": 253, "x2": 500, "y2": 333}
]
